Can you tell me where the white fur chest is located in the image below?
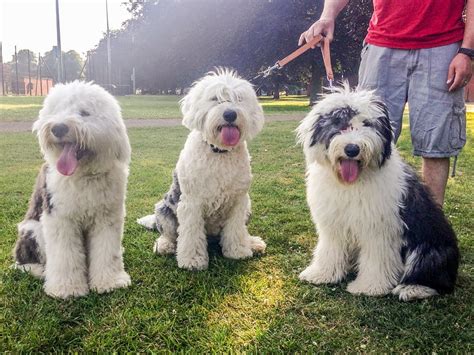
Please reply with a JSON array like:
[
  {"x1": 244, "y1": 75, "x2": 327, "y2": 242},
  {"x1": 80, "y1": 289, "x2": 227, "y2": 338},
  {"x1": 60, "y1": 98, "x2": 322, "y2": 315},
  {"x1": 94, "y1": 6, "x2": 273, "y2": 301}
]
[
  {"x1": 177, "y1": 132, "x2": 252, "y2": 216},
  {"x1": 307, "y1": 157, "x2": 406, "y2": 240},
  {"x1": 46, "y1": 164, "x2": 127, "y2": 220}
]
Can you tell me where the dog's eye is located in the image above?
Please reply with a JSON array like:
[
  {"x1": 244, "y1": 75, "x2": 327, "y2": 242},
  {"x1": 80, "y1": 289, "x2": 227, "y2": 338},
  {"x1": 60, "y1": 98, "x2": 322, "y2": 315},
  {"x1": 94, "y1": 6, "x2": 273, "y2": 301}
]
[
  {"x1": 80, "y1": 110, "x2": 90, "y2": 117},
  {"x1": 211, "y1": 96, "x2": 218, "y2": 102},
  {"x1": 363, "y1": 120, "x2": 373, "y2": 127}
]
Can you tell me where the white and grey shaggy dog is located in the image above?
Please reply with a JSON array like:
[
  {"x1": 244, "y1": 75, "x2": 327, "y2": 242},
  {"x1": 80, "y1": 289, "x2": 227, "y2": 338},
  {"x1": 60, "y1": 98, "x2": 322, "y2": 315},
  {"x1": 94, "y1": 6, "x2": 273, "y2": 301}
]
[
  {"x1": 296, "y1": 85, "x2": 459, "y2": 301},
  {"x1": 13, "y1": 81, "x2": 132, "y2": 299},
  {"x1": 138, "y1": 69, "x2": 266, "y2": 270}
]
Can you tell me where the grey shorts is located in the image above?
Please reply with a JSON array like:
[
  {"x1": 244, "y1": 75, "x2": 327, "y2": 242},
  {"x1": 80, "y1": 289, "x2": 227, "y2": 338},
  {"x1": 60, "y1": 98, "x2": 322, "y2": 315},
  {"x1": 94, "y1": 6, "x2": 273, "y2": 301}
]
[{"x1": 358, "y1": 42, "x2": 466, "y2": 157}]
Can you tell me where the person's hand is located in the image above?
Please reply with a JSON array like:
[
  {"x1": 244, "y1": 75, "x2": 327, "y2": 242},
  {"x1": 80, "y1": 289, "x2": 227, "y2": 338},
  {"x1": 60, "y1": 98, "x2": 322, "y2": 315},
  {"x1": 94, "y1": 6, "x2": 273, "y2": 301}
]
[
  {"x1": 298, "y1": 18, "x2": 335, "y2": 47},
  {"x1": 447, "y1": 53, "x2": 473, "y2": 92}
]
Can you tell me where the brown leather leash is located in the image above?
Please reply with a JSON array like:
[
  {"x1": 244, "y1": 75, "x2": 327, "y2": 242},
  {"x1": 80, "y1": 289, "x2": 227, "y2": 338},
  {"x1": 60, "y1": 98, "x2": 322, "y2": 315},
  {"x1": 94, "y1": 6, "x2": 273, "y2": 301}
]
[{"x1": 255, "y1": 34, "x2": 334, "y2": 90}]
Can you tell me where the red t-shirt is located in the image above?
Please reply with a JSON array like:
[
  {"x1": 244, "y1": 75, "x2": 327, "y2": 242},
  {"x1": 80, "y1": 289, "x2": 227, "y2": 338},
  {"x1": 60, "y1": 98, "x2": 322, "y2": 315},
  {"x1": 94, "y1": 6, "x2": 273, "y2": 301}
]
[{"x1": 365, "y1": 0, "x2": 465, "y2": 49}]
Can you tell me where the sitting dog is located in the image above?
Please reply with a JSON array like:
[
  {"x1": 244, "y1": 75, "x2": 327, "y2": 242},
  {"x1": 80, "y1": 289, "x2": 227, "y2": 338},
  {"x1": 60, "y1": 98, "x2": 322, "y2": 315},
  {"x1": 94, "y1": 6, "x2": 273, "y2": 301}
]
[
  {"x1": 138, "y1": 68, "x2": 266, "y2": 270},
  {"x1": 13, "y1": 81, "x2": 132, "y2": 299},
  {"x1": 296, "y1": 84, "x2": 459, "y2": 301}
]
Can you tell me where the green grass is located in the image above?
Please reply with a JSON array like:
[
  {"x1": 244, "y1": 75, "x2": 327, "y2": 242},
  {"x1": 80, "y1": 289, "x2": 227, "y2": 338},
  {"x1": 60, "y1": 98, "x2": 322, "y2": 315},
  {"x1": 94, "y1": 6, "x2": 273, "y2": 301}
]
[
  {"x1": 259, "y1": 95, "x2": 311, "y2": 114},
  {"x1": 0, "y1": 96, "x2": 45, "y2": 121},
  {"x1": 0, "y1": 95, "x2": 310, "y2": 122},
  {"x1": 0, "y1": 116, "x2": 473, "y2": 351},
  {"x1": 119, "y1": 95, "x2": 183, "y2": 119}
]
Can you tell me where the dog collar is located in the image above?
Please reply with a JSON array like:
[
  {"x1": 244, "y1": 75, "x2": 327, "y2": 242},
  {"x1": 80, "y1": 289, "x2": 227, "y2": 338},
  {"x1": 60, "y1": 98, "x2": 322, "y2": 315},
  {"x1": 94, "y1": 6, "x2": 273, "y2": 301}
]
[{"x1": 209, "y1": 144, "x2": 230, "y2": 153}]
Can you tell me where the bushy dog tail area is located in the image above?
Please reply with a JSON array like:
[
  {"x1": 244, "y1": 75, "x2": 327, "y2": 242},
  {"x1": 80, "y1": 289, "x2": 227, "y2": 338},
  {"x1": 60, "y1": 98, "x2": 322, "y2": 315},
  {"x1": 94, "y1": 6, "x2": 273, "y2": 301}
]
[
  {"x1": 13, "y1": 219, "x2": 45, "y2": 279},
  {"x1": 393, "y1": 244, "x2": 459, "y2": 301},
  {"x1": 392, "y1": 284, "x2": 438, "y2": 301},
  {"x1": 137, "y1": 214, "x2": 157, "y2": 230}
]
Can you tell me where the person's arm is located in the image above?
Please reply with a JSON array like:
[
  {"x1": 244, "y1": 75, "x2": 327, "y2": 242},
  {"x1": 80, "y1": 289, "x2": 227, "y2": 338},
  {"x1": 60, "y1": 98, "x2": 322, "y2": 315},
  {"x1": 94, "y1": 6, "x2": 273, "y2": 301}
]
[
  {"x1": 448, "y1": 0, "x2": 474, "y2": 91},
  {"x1": 298, "y1": 0, "x2": 350, "y2": 46}
]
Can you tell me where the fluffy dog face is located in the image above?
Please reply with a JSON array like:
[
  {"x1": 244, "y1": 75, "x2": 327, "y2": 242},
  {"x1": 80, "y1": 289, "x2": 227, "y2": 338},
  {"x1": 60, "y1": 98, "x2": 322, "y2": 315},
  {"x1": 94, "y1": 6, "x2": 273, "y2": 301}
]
[
  {"x1": 33, "y1": 81, "x2": 130, "y2": 176},
  {"x1": 180, "y1": 68, "x2": 264, "y2": 149},
  {"x1": 297, "y1": 84, "x2": 393, "y2": 184}
]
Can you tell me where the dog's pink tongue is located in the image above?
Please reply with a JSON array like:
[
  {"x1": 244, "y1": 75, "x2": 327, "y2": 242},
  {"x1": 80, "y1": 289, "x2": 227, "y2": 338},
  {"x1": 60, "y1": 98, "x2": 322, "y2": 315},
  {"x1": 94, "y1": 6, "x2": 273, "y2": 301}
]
[
  {"x1": 221, "y1": 126, "x2": 240, "y2": 146},
  {"x1": 57, "y1": 143, "x2": 78, "y2": 176},
  {"x1": 339, "y1": 159, "x2": 359, "y2": 183}
]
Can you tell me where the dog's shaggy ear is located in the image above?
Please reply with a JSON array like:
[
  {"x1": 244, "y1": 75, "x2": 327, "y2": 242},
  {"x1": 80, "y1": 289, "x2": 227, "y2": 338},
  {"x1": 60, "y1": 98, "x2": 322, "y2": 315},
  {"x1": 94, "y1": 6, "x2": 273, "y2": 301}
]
[
  {"x1": 370, "y1": 98, "x2": 393, "y2": 165},
  {"x1": 114, "y1": 136, "x2": 132, "y2": 164},
  {"x1": 296, "y1": 110, "x2": 317, "y2": 148},
  {"x1": 180, "y1": 93, "x2": 195, "y2": 130},
  {"x1": 32, "y1": 118, "x2": 41, "y2": 133},
  {"x1": 180, "y1": 86, "x2": 205, "y2": 131}
]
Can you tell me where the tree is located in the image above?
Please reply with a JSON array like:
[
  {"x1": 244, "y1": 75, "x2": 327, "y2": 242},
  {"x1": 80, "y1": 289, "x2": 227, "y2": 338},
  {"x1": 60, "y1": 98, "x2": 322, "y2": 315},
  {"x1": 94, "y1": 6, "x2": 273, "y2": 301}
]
[
  {"x1": 63, "y1": 50, "x2": 84, "y2": 81},
  {"x1": 43, "y1": 48, "x2": 84, "y2": 83},
  {"x1": 87, "y1": 0, "x2": 373, "y2": 97},
  {"x1": 9, "y1": 49, "x2": 37, "y2": 79}
]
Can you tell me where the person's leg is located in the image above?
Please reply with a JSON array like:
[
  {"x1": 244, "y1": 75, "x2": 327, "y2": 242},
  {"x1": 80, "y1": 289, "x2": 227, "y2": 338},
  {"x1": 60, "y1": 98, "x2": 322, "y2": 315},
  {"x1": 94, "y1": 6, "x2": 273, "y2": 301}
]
[
  {"x1": 422, "y1": 157, "x2": 450, "y2": 206},
  {"x1": 408, "y1": 42, "x2": 466, "y2": 207}
]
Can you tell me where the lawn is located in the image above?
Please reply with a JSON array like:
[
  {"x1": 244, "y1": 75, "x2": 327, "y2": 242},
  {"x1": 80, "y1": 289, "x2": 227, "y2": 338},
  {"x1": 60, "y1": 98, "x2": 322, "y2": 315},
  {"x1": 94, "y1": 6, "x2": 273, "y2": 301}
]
[
  {"x1": 0, "y1": 95, "x2": 311, "y2": 122},
  {"x1": 0, "y1": 112, "x2": 473, "y2": 352}
]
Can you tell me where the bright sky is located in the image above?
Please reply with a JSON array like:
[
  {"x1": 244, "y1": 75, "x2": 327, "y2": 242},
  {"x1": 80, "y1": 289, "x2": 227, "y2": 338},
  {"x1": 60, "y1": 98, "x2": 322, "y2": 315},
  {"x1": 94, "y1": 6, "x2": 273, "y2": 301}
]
[{"x1": 0, "y1": 0, "x2": 132, "y2": 62}]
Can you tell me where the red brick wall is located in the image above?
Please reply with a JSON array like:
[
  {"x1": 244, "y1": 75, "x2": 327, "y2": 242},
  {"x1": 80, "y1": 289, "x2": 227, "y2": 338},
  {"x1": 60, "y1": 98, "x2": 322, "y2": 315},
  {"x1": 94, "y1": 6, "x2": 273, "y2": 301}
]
[{"x1": 21, "y1": 77, "x2": 53, "y2": 96}]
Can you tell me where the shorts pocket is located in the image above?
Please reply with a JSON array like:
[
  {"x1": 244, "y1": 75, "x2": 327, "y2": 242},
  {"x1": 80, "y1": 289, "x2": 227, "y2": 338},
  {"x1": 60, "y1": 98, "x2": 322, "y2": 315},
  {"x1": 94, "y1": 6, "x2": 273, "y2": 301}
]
[
  {"x1": 360, "y1": 42, "x2": 369, "y2": 59},
  {"x1": 449, "y1": 104, "x2": 466, "y2": 150}
]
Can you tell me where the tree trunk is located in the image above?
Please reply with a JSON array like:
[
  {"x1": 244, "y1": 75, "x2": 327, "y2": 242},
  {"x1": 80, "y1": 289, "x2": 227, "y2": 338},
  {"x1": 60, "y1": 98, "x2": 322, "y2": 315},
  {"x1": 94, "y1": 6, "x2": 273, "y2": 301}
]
[
  {"x1": 309, "y1": 62, "x2": 323, "y2": 104},
  {"x1": 273, "y1": 78, "x2": 280, "y2": 100}
]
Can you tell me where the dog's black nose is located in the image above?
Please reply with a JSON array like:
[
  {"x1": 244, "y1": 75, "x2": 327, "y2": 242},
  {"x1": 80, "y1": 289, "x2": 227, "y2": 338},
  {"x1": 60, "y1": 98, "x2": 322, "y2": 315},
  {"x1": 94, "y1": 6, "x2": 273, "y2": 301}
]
[
  {"x1": 223, "y1": 109, "x2": 237, "y2": 123},
  {"x1": 51, "y1": 123, "x2": 69, "y2": 138},
  {"x1": 344, "y1": 144, "x2": 360, "y2": 158}
]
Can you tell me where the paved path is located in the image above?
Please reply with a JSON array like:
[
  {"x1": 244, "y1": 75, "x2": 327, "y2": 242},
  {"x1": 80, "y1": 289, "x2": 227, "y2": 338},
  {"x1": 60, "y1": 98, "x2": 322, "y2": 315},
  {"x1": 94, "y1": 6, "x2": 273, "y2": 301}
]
[{"x1": 0, "y1": 113, "x2": 306, "y2": 133}]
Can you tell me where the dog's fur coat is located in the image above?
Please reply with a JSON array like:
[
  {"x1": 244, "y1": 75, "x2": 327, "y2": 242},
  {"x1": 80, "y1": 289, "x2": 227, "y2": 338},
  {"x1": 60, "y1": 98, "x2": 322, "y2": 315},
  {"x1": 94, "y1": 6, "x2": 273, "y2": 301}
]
[
  {"x1": 138, "y1": 69, "x2": 266, "y2": 270},
  {"x1": 296, "y1": 85, "x2": 459, "y2": 301},
  {"x1": 13, "y1": 81, "x2": 131, "y2": 299}
]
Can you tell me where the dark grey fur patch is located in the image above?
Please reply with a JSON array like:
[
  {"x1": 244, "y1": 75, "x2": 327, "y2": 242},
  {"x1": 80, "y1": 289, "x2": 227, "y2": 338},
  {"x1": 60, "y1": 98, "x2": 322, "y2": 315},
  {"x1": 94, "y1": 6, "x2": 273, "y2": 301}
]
[
  {"x1": 24, "y1": 164, "x2": 50, "y2": 220},
  {"x1": 14, "y1": 230, "x2": 40, "y2": 264},
  {"x1": 164, "y1": 171, "x2": 181, "y2": 206},
  {"x1": 155, "y1": 170, "x2": 181, "y2": 236},
  {"x1": 44, "y1": 192, "x2": 53, "y2": 214},
  {"x1": 399, "y1": 164, "x2": 459, "y2": 294},
  {"x1": 310, "y1": 106, "x2": 359, "y2": 148},
  {"x1": 156, "y1": 204, "x2": 178, "y2": 234},
  {"x1": 369, "y1": 99, "x2": 393, "y2": 166},
  {"x1": 158, "y1": 204, "x2": 176, "y2": 217}
]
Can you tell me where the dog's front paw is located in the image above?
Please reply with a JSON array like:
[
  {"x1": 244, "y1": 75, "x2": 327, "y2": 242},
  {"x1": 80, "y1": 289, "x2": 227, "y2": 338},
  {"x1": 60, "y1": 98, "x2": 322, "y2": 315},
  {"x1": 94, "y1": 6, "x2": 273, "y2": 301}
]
[
  {"x1": 222, "y1": 244, "x2": 254, "y2": 260},
  {"x1": 249, "y1": 236, "x2": 266, "y2": 254},
  {"x1": 153, "y1": 236, "x2": 176, "y2": 255},
  {"x1": 346, "y1": 278, "x2": 392, "y2": 296},
  {"x1": 299, "y1": 265, "x2": 341, "y2": 285},
  {"x1": 13, "y1": 262, "x2": 45, "y2": 279},
  {"x1": 392, "y1": 284, "x2": 438, "y2": 301},
  {"x1": 177, "y1": 254, "x2": 209, "y2": 271},
  {"x1": 44, "y1": 279, "x2": 89, "y2": 299},
  {"x1": 90, "y1": 271, "x2": 131, "y2": 294}
]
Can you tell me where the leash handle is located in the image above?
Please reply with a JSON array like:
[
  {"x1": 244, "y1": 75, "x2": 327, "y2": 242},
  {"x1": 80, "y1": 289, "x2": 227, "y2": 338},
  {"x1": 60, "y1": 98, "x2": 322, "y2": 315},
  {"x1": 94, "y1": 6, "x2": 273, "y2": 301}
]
[
  {"x1": 255, "y1": 35, "x2": 334, "y2": 84},
  {"x1": 277, "y1": 35, "x2": 323, "y2": 67},
  {"x1": 320, "y1": 38, "x2": 334, "y2": 82},
  {"x1": 276, "y1": 35, "x2": 334, "y2": 87}
]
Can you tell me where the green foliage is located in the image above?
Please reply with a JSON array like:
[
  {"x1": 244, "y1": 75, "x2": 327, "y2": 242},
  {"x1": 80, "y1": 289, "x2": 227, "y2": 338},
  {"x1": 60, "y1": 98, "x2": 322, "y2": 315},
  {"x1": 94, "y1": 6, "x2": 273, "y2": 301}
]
[
  {"x1": 8, "y1": 49, "x2": 37, "y2": 77},
  {"x1": 42, "y1": 49, "x2": 84, "y2": 83},
  {"x1": 88, "y1": 0, "x2": 373, "y2": 95}
]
